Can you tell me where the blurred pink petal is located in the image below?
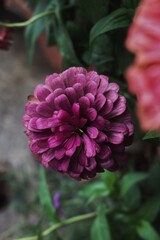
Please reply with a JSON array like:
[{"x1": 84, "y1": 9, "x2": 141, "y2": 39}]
[{"x1": 125, "y1": 0, "x2": 160, "y2": 130}]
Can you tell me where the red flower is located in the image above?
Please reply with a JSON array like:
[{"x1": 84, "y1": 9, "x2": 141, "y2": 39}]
[
  {"x1": 125, "y1": 0, "x2": 160, "y2": 130},
  {"x1": 0, "y1": 28, "x2": 12, "y2": 50}
]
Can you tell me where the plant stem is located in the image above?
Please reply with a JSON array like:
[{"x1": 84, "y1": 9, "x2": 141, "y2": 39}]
[
  {"x1": 15, "y1": 209, "x2": 110, "y2": 240},
  {"x1": 0, "y1": 4, "x2": 73, "y2": 28},
  {"x1": 0, "y1": 10, "x2": 55, "y2": 28}
]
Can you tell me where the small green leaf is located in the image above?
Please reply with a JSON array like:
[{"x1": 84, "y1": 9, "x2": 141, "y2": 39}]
[
  {"x1": 91, "y1": 206, "x2": 111, "y2": 240},
  {"x1": 120, "y1": 173, "x2": 148, "y2": 197},
  {"x1": 101, "y1": 170, "x2": 118, "y2": 192},
  {"x1": 39, "y1": 166, "x2": 58, "y2": 223},
  {"x1": 79, "y1": 182, "x2": 110, "y2": 204},
  {"x1": 90, "y1": 8, "x2": 133, "y2": 47},
  {"x1": 136, "y1": 220, "x2": 160, "y2": 240},
  {"x1": 143, "y1": 131, "x2": 160, "y2": 140}
]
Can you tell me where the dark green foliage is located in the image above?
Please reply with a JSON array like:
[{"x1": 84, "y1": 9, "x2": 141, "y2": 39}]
[{"x1": 25, "y1": 0, "x2": 136, "y2": 73}]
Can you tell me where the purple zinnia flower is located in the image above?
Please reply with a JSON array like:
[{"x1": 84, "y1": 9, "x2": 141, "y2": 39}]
[{"x1": 23, "y1": 67, "x2": 134, "y2": 180}]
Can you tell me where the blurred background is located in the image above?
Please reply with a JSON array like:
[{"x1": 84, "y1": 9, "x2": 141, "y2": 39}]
[
  {"x1": 0, "y1": 0, "x2": 54, "y2": 237},
  {"x1": 0, "y1": 1, "x2": 160, "y2": 240}
]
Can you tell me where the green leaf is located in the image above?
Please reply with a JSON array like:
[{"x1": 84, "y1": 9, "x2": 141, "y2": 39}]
[
  {"x1": 120, "y1": 173, "x2": 148, "y2": 197},
  {"x1": 143, "y1": 131, "x2": 160, "y2": 140},
  {"x1": 91, "y1": 206, "x2": 111, "y2": 240},
  {"x1": 79, "y1": 182, "x2": 110, "y2": 204},
  {"x1": 136, "y1": 195, "x2": 160, "y2": 222},
  {"x1": 136, "y1": 220, "x2": 160, "y2": 240},
  {"x1": 25, "y1": 18, "x2": 45, "y2": 63},
  {"x1": 101, "y1": 170, "x2": 118, "y2": 192},
  {"x1": 46, "y1": 19, "x2": 56, "y2": 46},
  {"x1": 25, "y1": 0, "x2": 52, "y2": 63},
  {"x1": 90, "y1": 35, "x2": 114, "y2": 65},
  {"x1": 90, "y1": 8, "x2": 133, "y2": 47},
  {"x1": 54, "y1": 3, "x2": 81, "y2": 67},
  {"x1": 56, "y1": 25, "x2": 81, "y2": 67},
  {"x1": 124, "y1": 185, "x2": 141, "y2": 209},
  {"x1": 39, "y1": 166, "x2": 58, "y2": 223}
]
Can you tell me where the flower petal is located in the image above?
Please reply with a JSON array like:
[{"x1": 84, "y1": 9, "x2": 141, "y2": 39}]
[
  {"x1": 83, "y1": 134, "x2": 96, "y2": 157},
  {"x1": 107, "y1": 96, "x2": 126, "y2": 118},
  {"x1": 46, "y1": 88, "x2": 64, "y2": 107},
  {"x1": 86, "y1": 108, "x2": 97, "y2": 121},
  {"x1": 85, "y1": 158, "x2": 97, "y2": 171},
  {"x1": 108, "y1": 132, "x2": 124, "y2": 144},
  {"x1": 49, "y1": 157, "x2": 70, "y2": 172},
  {"x1": 34, "y1": 85, "x2": 51, "y2": 101},
  {"x1": 36, "y1": 102, "x2": 53, "y2": 117},
  {"x1": 54, "y1": 94, "x2": 72, "y2": 113},
  {"x1": 94, "y1": 94, "x2": 106, "y2": 111},
  {"x1": 98, "y1": 75, "x2": 109, "y2": 93},
  {"x1": 87, "y1": 126, "x2": 99, "y2": 139},
  {"x1": 65, "y1": 87, "x2": 77, "y2": 104},
  {"x1": 98, "y1": 145, "x2": 111, "y2": 160}
]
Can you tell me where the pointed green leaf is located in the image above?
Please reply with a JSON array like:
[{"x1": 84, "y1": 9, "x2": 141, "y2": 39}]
[
  {"x1": 101, "y1": 170, "x2": 118, "y2": 192},
  {"x1": 53, "y1": 3, "x2": 81, "y2": 68},
  {"x1": 25, "y1": 18, "x2": 45, "y2": 63},
  {"x1": 143, "y1": 131, "x2": 160, "y2": 140},
  {"x1": 79, "y1": 182, "x2": 110, "y2": 204},
  {"x1": 39, "y1": 167, "x2": 58, "y2": 223},
  {"x1": 91, "y1": 206, "x2": 111, "y2": 240},
  {"x1": 136, "y1": 220, "x2": 160, "y2": 240},
  {"x1": 56, "y1": 25, "x2": 81, "y2": 67},
  {"x1": 90, "y1": 8, "x2": 133, "y2": 47},
  {"x1": 120, "y1": 173, "x2": 148, "y2": 197}
]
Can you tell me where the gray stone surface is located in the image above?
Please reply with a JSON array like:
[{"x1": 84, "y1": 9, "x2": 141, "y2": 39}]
[
  {"x1": 0, "y1": 29, "x2": 54, "y2": 238},
  {"x1": 0, "y1": 29, "x2": 53, "y2": 172}
]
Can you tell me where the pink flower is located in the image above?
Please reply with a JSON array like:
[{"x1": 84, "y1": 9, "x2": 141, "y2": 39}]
[
  {"x1": 125, "y1": 0, "x2": 160, "y2": 130},
  {"x1": 23, "y1": 67, "x2": 133, "y2": 180},
  {"x1": 0, "y1": 28, "x2": 12, "y2": 50}
]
